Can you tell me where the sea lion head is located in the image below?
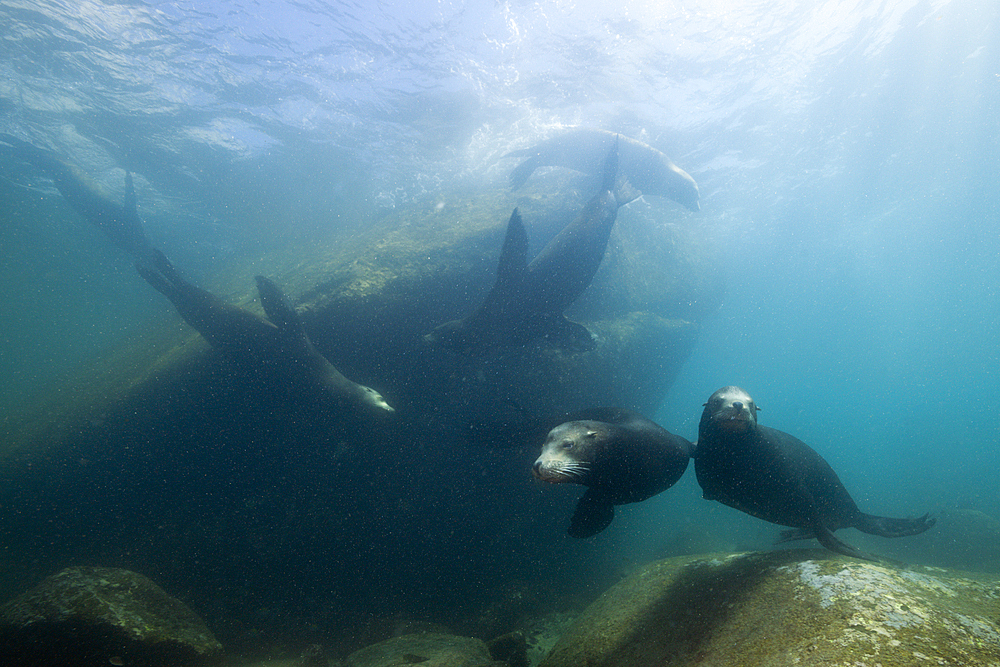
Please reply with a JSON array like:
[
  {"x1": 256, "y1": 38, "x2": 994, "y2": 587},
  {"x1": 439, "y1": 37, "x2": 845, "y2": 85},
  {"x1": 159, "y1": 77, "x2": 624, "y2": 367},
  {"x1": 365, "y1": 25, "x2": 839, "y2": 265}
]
[
  {"x1": 701, "y1": 386, "x2": 759, "y2": 435},
  {"x1": 532, "y1": 420, "x2": 609, "y2": 485},
  {"x1": 360, "y1": 385, "x2": 394, "y2": 412}
]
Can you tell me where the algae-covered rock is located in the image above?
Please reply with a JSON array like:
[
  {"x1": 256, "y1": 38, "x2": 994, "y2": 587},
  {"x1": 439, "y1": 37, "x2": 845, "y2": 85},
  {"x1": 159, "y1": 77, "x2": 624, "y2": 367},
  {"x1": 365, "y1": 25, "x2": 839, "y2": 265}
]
[
  {"x1": 0, "y1": 566, "x2": 224, "y2": 667},
  {"x1": 346, "y1": 631, "x2": 504, "y2": 667},
  {"x1": 539, "y1": 551, "x2": 1000, "y2": 667}
]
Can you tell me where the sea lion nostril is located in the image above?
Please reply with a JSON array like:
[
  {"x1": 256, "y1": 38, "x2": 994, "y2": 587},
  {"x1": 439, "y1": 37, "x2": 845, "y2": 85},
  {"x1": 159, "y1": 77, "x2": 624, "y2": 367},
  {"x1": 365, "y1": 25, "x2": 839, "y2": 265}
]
[{"x1": 733, "y1": 401, "x2": 743, "y2": 410}]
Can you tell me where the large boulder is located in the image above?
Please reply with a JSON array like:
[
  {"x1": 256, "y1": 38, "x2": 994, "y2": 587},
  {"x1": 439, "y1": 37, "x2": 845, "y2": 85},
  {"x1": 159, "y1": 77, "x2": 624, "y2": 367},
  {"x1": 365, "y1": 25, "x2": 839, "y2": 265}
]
[
  {"x1": 346, "y1": 632, "x2": 504, "y2": 667},
  {"x1": 539, "y1": 550, "x2": 1000, "y2": 667},
  {"x1": 0, "y1": 566, "x2": 224, "y2": 666}
]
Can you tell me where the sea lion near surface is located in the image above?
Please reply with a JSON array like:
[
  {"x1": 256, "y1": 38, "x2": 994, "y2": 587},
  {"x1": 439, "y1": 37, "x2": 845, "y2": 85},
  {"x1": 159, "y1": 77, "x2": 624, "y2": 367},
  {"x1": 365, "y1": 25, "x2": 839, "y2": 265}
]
[
  {"x1": 135, "y1": 250, "x2": 393, "y2": 414},
  {"x1": 503, "y1": 128, "x2": 700, "y2": 212},
  {"x1": 533, "y1": 408, "x2": 693, "y2": 538},
  {"x1": 426, "y1": 140, "x2": 638, "y2": 356},
  {"x1": 694, "y1": 386, "x2": 934, "y2": 560},
  {"x1": 0, "y1": 133, "x2": 155, "y2": 261}
]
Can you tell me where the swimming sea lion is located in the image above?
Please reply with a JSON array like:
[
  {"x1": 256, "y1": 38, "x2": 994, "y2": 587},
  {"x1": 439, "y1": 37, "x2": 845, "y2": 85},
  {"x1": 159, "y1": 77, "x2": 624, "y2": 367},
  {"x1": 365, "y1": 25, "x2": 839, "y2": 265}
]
[
  {"x1": 426, "y1": 140, "x2": 637, "y2": 355},
  {"x1": 0, "y1": 133, "x2": 154, "y2": 260},
  {"x1": 503, "y1": 128, "x2": 700, "y2": 212},
  {"x1": 533, "y1": 408, "x2": 693, "y2": 538},
  {"x1": 135, "y1": 250, "x2": 393, "y2": 414},
  {"x1": 695, "y1": 386, "x2": 934, "y2": 560}
]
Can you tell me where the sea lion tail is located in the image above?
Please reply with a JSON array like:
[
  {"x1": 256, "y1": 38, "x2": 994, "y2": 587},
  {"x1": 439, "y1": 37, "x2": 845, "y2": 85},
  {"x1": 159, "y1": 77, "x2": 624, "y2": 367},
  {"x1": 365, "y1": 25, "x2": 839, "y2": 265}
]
[
  {"x1": 508, "y1": 155, "x2": 540, "y2": 190},
  {"x1": 854, "y1": 512, "x2": 936, "y2": 538}
]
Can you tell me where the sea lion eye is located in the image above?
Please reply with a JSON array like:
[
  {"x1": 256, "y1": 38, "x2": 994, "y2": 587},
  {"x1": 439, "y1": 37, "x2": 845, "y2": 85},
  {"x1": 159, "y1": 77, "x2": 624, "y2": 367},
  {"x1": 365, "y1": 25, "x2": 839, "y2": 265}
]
[{"x1": 561, "y1": 440, "x2": 574, "y2": 449}]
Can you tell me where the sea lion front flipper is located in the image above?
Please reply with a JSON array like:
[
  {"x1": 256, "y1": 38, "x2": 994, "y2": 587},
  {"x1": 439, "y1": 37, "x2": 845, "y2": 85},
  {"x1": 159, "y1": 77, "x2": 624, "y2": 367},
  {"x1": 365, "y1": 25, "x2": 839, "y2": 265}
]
[
  {"x1": 254, "y1": 276, "x2": 304, "y2": 337},
  {"x1": 568, "y1": 489, "x2": 615, "y2": 538}
]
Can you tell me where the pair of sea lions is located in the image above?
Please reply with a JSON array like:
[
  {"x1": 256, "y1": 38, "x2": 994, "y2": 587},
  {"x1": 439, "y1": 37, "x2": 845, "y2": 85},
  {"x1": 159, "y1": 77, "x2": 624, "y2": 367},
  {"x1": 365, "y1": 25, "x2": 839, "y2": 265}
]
[
  {"x1": 426, "y1": 138, "x2": 638, "y2": 355},
  {"x1": 136, "y1": 250, "x2": 394, "y2": 415},
  {"x1": 533, "y1": 387, "x2": 934, "y2": 558}
]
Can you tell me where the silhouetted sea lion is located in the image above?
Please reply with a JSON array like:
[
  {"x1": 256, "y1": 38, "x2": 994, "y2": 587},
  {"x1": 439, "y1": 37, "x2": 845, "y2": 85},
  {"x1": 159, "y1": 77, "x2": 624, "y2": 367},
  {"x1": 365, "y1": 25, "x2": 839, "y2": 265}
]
[
  {"x1": 533, "y1": 408, "x2": 692, "y2": 538},
  {"x1": 0, "y1": 133, "x2": 154, "y2": 260},
  {"x1": 426, "y1": 140, "x2": 637, "y2": 355},
  {"x1": 503, "y1": 128, "x2": 700, "y2": 211},
  {"x1": 695, "y1": 386, "x2": 934, "y2": 560},
  {"x1": 136, "y1": 250, "x2": 393, "y2": 414}
]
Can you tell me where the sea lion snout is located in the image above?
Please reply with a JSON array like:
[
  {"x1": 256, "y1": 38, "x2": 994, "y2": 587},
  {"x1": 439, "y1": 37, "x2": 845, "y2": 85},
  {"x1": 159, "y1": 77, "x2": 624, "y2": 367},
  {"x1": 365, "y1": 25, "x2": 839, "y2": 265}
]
[{"x1": 703, "y1": 386, "x2": 759, "y2": 433}]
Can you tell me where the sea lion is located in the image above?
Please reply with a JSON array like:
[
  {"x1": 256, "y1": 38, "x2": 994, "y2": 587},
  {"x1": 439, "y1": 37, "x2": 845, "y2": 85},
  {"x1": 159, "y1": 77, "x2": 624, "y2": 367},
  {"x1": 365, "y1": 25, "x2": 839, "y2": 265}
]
[
  {"x1": 135, "y1": 250, "x2": 393, "y2": 414},
  {"x1": 533, "y1": 408, "x2": 693, "y2": 538},
  {"x1": 694, "y1": 386, "x2": 934, "y2": 560},
  {"x1": 503, "y1": 128, "x2": 700, "y2": 212},
  {"x1": 426, "y1": 140, "x2": 638, "y2": 355},
  {"x1": 0, "y1": 133, "x2": 154, "y2": 260}
]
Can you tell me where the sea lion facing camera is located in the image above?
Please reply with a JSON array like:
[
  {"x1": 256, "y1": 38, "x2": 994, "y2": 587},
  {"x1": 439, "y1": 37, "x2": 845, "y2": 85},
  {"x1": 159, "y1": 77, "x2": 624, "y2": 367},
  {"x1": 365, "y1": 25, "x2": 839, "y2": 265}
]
[
  {"x1": 503, "y1": 128, "x2": 700, "y2": 212},
  {"x1": 533, "y1": 408, "x2": 692, "y2": 538},
  {"x1": 135, "y1": 250, "x2": 393, "y2": 414},
  {"x1": 695, "y1": 386, "x2": 934, "y2": 560}
]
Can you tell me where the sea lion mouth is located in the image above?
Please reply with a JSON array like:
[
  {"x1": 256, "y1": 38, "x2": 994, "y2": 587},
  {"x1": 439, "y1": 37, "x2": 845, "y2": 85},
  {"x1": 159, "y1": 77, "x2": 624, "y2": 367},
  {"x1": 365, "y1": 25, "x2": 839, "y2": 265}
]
[
  {"x1": 713, "y1": 410, "x2": 753, "y2": 432},
  {"x1": 532, "y1": 460, "x2": 588, "y2": 483}
]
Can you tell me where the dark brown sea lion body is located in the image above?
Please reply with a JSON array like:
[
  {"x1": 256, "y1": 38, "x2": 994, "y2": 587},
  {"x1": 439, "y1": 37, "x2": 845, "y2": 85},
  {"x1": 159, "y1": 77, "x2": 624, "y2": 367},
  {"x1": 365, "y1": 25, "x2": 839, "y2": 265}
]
[
  {"x1": 695, "y1": 386, "x2": 934, "y2": 559},
  {"x1": 426, "y1": 141, "x2": 636, "y2": 355},
  {"x1": 136, "y1": 251, "x2": 393, "y2": 414},
  {"x1": 533, "y1": 408, "x2": 692, "y2": 538},
  {"x1": 504, "y1": 128, "x2": 700, "y2": 211}
]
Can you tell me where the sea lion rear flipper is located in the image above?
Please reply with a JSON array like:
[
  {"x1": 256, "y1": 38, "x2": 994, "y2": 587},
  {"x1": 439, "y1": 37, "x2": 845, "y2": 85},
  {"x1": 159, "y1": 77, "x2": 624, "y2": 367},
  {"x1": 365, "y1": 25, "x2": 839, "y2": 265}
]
[
  {"x1": 813, "y1": 524, "x2": 876, "y2": 561},
  {"x1": 509, "y1": 155, "x2": 541, "y2": 190},
  {"x1": 568, "y1": 489, "x2": 615, "y2": 538},
  {"x1": 775, "y1": 527, "x2": 816, "y2": 543},
  {"x1": 135, "y1": 249, "x2": 181, "y2": 294},
  {"x1": 854, "y1": 512, "x2": 936, "y2": 538},
  {"x1": 255, "y1": 275, "x2": 305, "y2": 336},
  {"x1": 135, "y1": 257, "x2": 176, "y2": 300}
]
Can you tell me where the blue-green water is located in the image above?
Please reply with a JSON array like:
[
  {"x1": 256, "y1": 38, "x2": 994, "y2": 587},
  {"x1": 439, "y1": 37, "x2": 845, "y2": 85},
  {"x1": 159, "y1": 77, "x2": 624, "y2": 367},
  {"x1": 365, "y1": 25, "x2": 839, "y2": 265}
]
[{"x1": 1, "y1": 0, "x2": 997, "y2": 656}]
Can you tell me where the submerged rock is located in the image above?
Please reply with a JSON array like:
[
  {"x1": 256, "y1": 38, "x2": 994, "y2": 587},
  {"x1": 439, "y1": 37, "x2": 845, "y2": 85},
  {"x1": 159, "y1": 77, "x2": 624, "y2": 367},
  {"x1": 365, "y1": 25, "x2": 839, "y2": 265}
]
[
  {"x1": 346, "y1": 632, "x2": 504, "y2": 667},
  {"x1": 539, "y1": 551, "x2": 1000, "y2": 667},
  {"x1": 0, "y1": 566, "x2": 224, "y2": 667}
]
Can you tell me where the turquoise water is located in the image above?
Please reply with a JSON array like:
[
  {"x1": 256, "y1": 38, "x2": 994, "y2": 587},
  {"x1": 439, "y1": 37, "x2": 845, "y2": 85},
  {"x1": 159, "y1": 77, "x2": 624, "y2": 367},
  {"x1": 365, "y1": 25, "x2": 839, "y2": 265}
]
[{"x1": 0, "y1": 0, "x2": 997, "y2": 653}]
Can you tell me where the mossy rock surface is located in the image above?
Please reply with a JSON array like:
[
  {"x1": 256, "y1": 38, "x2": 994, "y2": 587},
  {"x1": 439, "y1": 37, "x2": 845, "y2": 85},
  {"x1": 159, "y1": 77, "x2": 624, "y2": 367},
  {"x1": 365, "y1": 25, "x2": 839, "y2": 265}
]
[
  {"x1": 539, "y1": 550, "x2": 1000, "y2": 667},
  {"x1": 346, "y1": 631, "x2": 504, "y2": 667},
  {"x1": 0, "y1": 566, "x2": 223, "y2": 666}
]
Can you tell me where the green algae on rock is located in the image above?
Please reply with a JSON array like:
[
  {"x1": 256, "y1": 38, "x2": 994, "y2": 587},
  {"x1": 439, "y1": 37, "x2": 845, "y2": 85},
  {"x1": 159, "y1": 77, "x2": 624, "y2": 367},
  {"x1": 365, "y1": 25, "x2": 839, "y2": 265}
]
[
  {"x1": 538, "y1": 551, "x2": 1000, "y2": 667},
  {"x1": 0, "y1": 566, "x2": 224, "y2": 667}
]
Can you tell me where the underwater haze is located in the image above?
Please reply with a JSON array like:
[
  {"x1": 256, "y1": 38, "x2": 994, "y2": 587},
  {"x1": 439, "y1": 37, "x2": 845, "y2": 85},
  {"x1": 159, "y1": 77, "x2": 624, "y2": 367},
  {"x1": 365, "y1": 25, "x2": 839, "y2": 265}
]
[{"x1": 1, "y1": 0, "x2": 999, "y2": 658}]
